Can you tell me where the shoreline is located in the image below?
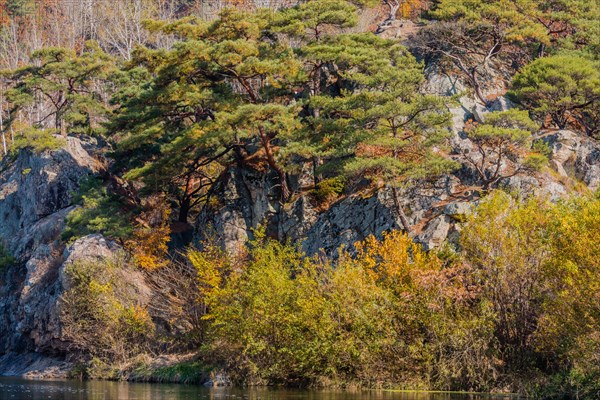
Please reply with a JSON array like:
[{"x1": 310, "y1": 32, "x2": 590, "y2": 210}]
[
  {"x1": 0, "y1": 353, "x2": 519, "y2": 397},
  {"x1": 0, "y1": 353, "x2": 71, "y2": 380},
  {"x1": 0, "y1": 374, "x2": 519, "y2": 398}
]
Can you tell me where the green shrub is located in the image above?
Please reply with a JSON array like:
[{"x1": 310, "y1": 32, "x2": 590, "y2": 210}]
[
  {"x1": 11, "y1": 126, "x2": 64, "y2": 154},
  {"x1": 129, "y1": 360, "x2": 210, "y2": 384},
  {"x1": 532, "y1": 139, "x2": 552, "y2": 160},
  {"x1": 0, "y1": 243, "x2": 15, "y2": 270},
  {"x1": 461, "y1": 191, "x2": 600, "y2": 396},
  {"x1": 62, "y1": 177, "x2": 133, "y2": 242},
  {"x1": 60, "y1": 255, "x2": 155, "y2": 363},
  {"x1": 67, "y1": 363, "x2": 89, "y2": 380},
  {"x1": 193, "y1": 231, "x2": 462, "y2": 388},
  {"x1": 509, "y1": 54, "x2": 600, "y2": 133},
  {"x1": 311, "y1": 177, "x2": 346, "y2": 204},
  {"x1": 187, "y1": 192, "x2": 600, "y2": 395}
]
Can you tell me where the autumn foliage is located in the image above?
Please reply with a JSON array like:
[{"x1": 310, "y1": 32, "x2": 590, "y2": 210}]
[
  {"x1": 127, "y1": 200, "x2": 172, "y2": 270},
  {"x1": 185, "y1": 192, "x2": 600, "y2": 395}
]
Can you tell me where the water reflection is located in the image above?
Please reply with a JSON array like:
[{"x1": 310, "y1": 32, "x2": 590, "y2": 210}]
[{"x1": 0, "y1": 378, "x2": 515, "y2": 400}]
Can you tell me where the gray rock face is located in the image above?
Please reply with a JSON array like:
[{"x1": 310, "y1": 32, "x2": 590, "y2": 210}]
[
  {"x1": 303, "y1": 177, "x2": 470, "y2": 254},
  {"x1": 195, "y1": 167, "x2": 474, "y2": 256},
  {"x1": 195, "y1": 166, "x2": 319, "y2": 254},
  {"x1": 0, "y1": 352, "x2": 70, "y2": 378},
  {"x1": 0, "y1": 232, "x2": 135, "y2": 377},
  {"x1": 543, "y1": 130, "x2": 600, "y2": 191},
  {"x1": 302, "y1": 190, "x2": 404, "y2": 256},
  {"x1": 0, "y1": 137, "x2": 101, "y2": 374},
  {"x1": 0, "y1": 137, "x2": 100, "y2": 259}
]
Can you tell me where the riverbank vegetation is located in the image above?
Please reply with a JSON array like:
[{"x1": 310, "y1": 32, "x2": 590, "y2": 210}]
[
  {"x1": 186, "y1": 191, "x2": 599, "y2": 396},
  {"x1": 59, "y1": 191, "x2": 600, "y2": 397},
  {"x1": 0, "y1": 0, "x2": 598, "y2": 398}
]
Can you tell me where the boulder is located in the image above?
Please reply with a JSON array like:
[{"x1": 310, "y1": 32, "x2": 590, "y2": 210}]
[
  {"x1": 543, "y1": 130, "x2": 600, "y2": 191},
  {"x1": 194, "y1": 167, "x2": 281, "y2": 254},
  {"x1": 0, "y1": 136, "x2": 101, "y2": 259},
  {"x1": 416, "y1": 215, "x2": 453, "y2": 251},
  {"x1": 60, "y1": 234, "x2": 152, "y2": 313}
]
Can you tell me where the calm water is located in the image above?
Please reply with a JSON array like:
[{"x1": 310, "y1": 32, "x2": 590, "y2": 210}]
[{"x1": 0, "y1": 378, "x2": 516, "y2": 400}]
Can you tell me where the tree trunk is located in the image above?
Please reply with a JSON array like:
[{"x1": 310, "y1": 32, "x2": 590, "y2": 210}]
[
  {"x1": 259, "y1": 127, "x2": 291, "y2": 202},
  {"x1": 274, "y1": 164, "x2": 291, "y2": 203},
  {"x1": 56, "y1": 114, "x2": 67, "y2": 137},
  {"x1": 468, "y1": 69, "x2": 489, "y2": 106},
  {"x1": 377, "y1": 0, "x2": 401, "y2": 33},
  {"x1": 391, "y1": 186, "x2": 411, "y2": 233},
  {"x1": 537, "y1": 42, "x2": 546, "y2": 58},
  {"x1": 313, "y1": 156, "x2": 323, "y2": 186},
  {"x1": 385, "y1": 0, "x2": 400, "y2": 22},
  {"x1": 311, "y1": 106, "x2": 323, "y2": 186},
  {"x1": 0, "y1": 94, "x2": 5, "y2": 156},
  {"x1": 552, "y1": 111, "x2": 567, "y2": 130},
  {"x1": 178, "y1": 197, "x2": 191, "y2": 224}
]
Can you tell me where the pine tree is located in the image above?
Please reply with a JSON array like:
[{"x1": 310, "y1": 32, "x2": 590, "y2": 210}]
[
  {"x1": 411, "y1": 0, "x2": 550, "y2": 105},
  {"x1": 112, "y1": 9, "x2": 304, "y2": 221},
  {"x1": 113, "y1": 3, "x2": 458, "y2": 227},
  {"x1": 298, "y1": 33, "x2": 456, "y2": 231},
  {"x1": 458, "y1": 109, "x2": 547, "y2": 189},
  {"x1": 109, "y1": 45, "x2": 224, "y2": 223},
  {"x1": 271, "y1": 0, "x2": 358, "y2": 42},
  {"x1": 271, "y1": 0, "x2": 362, "y2": 185},
  {"x1": 6, "y1": 41, "x2": 115, "y2": 136},
  {"x1": 509, "y1": 54, "x2": 600, "y2": 134}
]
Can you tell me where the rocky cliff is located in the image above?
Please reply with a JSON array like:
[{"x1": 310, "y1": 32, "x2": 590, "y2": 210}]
[
  {"x1": 194, "y1": 77, "x2": 600, "y2": 256},
  {"x1": 0, "y1": 137, "x2": 113, "y2": 376},
  {"x1": 1, "y1": 104, "x2": 599, "y2": 378}
]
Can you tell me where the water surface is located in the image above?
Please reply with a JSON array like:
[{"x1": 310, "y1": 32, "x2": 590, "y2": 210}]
[{"x1": 0, "y1": 378, "x2": 515, "y2": 400}]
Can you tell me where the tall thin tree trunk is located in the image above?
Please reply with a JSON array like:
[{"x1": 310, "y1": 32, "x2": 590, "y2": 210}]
[
  {"x1": 178, "y1": 175, "x2": 195, "y2": 223},
  {"x1": 311, "y1": 108, "x2": 323, "y2": 185},
  {"x1": 469, "y1": 69, "x2": 488, "y2": 106},
  {"x1": 312, "y1": 81, "x2": 323, "y2": 186},
  {"x1": 60, "y1": 120, "x2": 67, "y2": 137},
  {"x1": 537, "y1": 42, "x2": 546, "y2": 58},
  {"x1": 312, "y1": 156, "x2": 323, "y2": 186}
]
